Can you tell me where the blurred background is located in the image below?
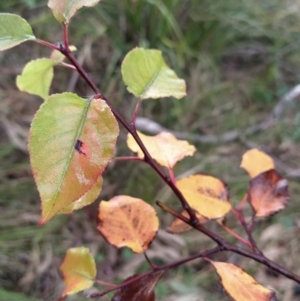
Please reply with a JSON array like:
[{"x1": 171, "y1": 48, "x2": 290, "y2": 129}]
[{"x1": 1, "y1": 0, "x2": 300, "y2": 300}]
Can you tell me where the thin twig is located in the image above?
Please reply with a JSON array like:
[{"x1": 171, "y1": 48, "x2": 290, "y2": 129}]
[
  {"x1": 58, "y1": 42, "x2": 199, "y2": 225},
  {"x1": 54, "y1": 39, "x2": 300, "y2": 287},
  {"x1": 89, "y1": 246, "x2": 221, "y2": 298}
]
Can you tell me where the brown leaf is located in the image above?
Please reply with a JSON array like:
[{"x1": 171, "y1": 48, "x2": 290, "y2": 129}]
[
  {"x1": 167, "y1": 210, "x2": 207, "y2": 234},
  {"x1": 240, "y1": 148, "x2": 275, "y2": 178},
  {"x1": 176, "y1": 175, "x2": 231, "y2": 219},
  {"x1": 97, "y1": 196, "x2": 159, "y2": 253},
  {"x1": 111, "y1": 271, "x2": 164, "y2": 301},
  {"x1": 248, "y1": 169, "x2": 289, "y2": 217},
  {"x1": 211, "y1": 261, "x2": 277, "y2": 301},
  {"x1": 127, "y1": 131, "x2": 196, "y2": 168}
]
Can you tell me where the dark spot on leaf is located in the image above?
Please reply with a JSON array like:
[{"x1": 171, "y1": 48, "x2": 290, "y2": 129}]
[{"x1": 74, "y1": 139, "x2": 86, "y2": 156}]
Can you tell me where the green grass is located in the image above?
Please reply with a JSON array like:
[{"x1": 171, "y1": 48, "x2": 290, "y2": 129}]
[{"x1": 1, "y1": 0, "x2": 300, "y2": 300}]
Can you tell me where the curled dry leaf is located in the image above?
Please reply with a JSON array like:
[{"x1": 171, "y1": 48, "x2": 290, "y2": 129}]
[
  {"x1": 248, "y1": 169, "x2": 289, "y2": 218},
  {"x1": 60, "y1": 247, "x2": 96, "y2": 296},
  {"x1": 241, "y1": 148, "x2": 275, "y2": 178},
  {"x1": 211, "y1": 261, "x2": 277, "y2": 301},
  {"x1": 167, "y1": 210, "x2": 207, "y2": 234},
  {"x1": 111, "y1": 271, "x2": 164, "y2": 301},
  {"x1": 176, "y1": 175, "x2": 231, "y2": 219},
  {"x1": 127, "y1": 131, "x2": 196, "y2": 168},
  {"x1": 97, "y1": 196, "x2": 159, "y2": 253}
]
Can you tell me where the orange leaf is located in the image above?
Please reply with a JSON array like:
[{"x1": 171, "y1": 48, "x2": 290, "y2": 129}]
[
  {"x1": 211, "y1": 261, "x2": 277, "y2": 301},
  {"x1": 60, "y1": 246, "x2": 96, "y2": 296},
  {"x1": 248, "y1": 169, "x2": 289, "y2": 217},
  {"x1": 167, "y1": 210, "x2": 207, "y2": 234},
  {"x1": 127, "y1": 131, "x2": 196, "y2": 168},
  {"x1": 97, "y1": 196, "x2": 159, "y2": 253},
  {"x1": 112, "y1": 271, "x2": 164, "y2": 301},
  {"x1": 240, "y1": 149, "x2": 275, "y2": 178},
  {"x1": 176, "y1": 175, "x2": 231, "y2": 219}
]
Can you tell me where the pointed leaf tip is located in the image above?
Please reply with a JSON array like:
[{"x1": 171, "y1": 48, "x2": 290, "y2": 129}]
[
  {"x1": 98, "y1": 196, "x2": 159, "y2": 253},
  {"x1": 29, "y1": 93, "x2": 119, "y2": 224},
  {"x1": 211, "y1": 261, "x2": 277, "y2": 301},
  {"x1": 122, "y1": 47, "x2": 186, "y2": 99},
  {"x1": 60, "y1": 246, "x2": 96, "y2": 296},
  {"x1": 48, "y1": 0, "x2": 101, "y2": 23},
  {"x1": 0, "y1": 13, "x2": 35, "y2": 51}
]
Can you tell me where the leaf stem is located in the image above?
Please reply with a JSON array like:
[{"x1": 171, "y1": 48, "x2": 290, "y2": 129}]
[
  {"x1": 36, "y1": 38, "x2": 61, "y2": 51},
  {"x1": 219, "y1": 222, "x2": 252, "y2": 249},
  {"x1": 114, "y1": 156, "x2": 145, "y2": 162},
  {"x1": 131, "y1": 98, "x2": 142, "y2": 126}
]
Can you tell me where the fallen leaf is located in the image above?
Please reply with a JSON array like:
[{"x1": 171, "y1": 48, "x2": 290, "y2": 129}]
[
  {"x1": 248, "y1": 169, "x2": 289, "y2": 217},
  {"x1": 98, "y1": 196, "x2": 159, "y2": 253},
  {"x1": 211, "y1": 261, "x2": 277, "y2": 301},
  {"x1": 176, "y1": 175, "x2": 231, "y2": 219},
  {"x1": 241, "y1": 149, "x2": 275, "y2": 178},
  {"x1": 60, "y1": 247, "x2": 96, "y2": 296},
  {"x1": 127, "y1": 131, "x2": 196, "y2": 168}
]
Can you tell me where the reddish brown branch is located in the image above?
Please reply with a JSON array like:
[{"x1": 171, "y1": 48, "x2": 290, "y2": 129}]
[
  {"x1": 56, "y1": 39, "x2": 300, "y2": 288},
  {"x1": 89, "y1": 246, "x2": 221, "y2": 298}
]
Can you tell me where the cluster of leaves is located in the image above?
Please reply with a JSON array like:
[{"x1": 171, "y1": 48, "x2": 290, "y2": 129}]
[{"x1": 0, "y1": 1, "x2": 295, "y2": 301}]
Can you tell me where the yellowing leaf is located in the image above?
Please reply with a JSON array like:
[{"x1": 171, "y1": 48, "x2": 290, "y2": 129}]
[
  {"x1": 167, "y1": 210, "x2": 207, "y2": 234},
  {"x1": 248, "y1": 169, "x2": 289, "y2": 218},
  {"x1": 127, "y1": 131, "x2": 196, "y2": 168},
  {"x1": 112, "y1": 271, "x2": 164, "y2": 301},
  {"x1": 97, "y1": 196, "x2": 159, "y2": 253},
  {"x1": 241, "y1": 149, "x2": 275, "y2": 178},
  {"x1": 48, "y1": 0, "x2": 101, "y2": 23},
  {"x1": 59, "y1": 176, "x2": 103, "y2": 214},
  {"x1": 121, "y1": 48, "x2": 186, "y2": 99},
  {"x1": 16, "y1": 58, "x2": 55, "y2": 100},
  {"x1": 60, "y1": 246, "x2": 96, "y2": 296},
  {"x1": 211, "y1": 261, "x2": 277, "y2": 301},
  {"x1": 0, "y1": 13, "x2": 35, "y2": 51},
  {"x1": 29, "y1": 93, "x2": 119, "y2": 224},
  {"x1": 176, "y1": 175, "x2": 231, "y2": 219}
]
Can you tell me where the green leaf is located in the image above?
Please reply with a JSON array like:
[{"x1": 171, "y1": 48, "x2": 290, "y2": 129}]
[
  {"x1": 48, "y1": 0, "x2": 101, "y2": 24},
  {"x1": 29, "y1": 93, "x2": 119, "y2": 224},
  {"x1": 121, "y1": 47, "x2": 186, "y2": 100},
  {"x1": 16, "y1": 58, "x2": 55, "y2": 100},
  {"x1": 0, "y1": 13, "x2": 35, "y2": 51},
  {"x1": 59, "y1": 176, "x2": 103, "y2": 214},
  {"x1": 60, "y1": 246, "x2": 96, "y2": 296}
]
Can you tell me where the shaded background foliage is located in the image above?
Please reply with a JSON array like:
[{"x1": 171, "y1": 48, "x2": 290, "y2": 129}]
[{"x1": 1, "y1": 0, "x2": 300, "y2": 300}]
